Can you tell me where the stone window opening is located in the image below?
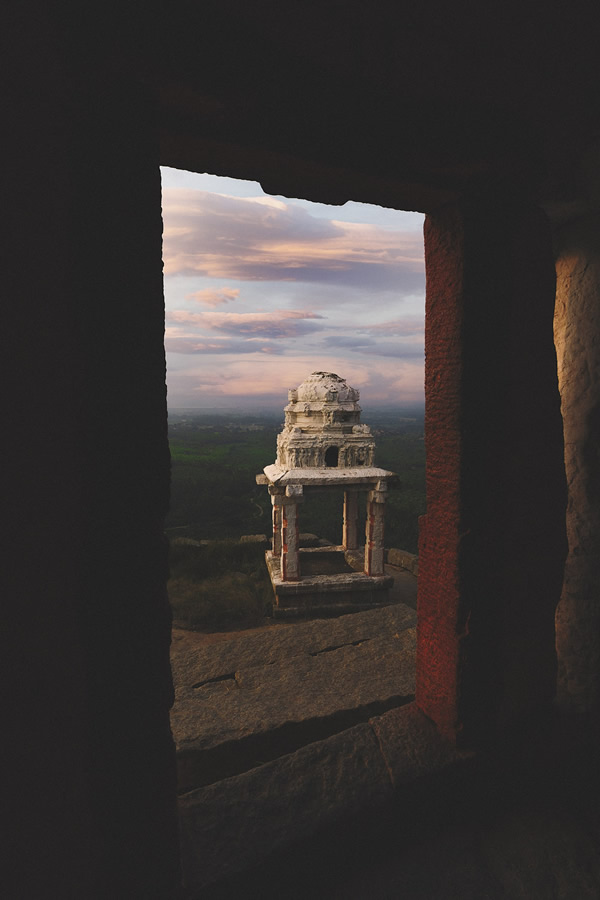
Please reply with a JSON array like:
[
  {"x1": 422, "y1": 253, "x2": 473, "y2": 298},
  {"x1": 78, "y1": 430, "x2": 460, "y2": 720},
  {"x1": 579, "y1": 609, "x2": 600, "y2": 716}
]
[
  {"x1": 164, "y1": 168, "x2": 563, "y2": 756},
  {"x1": 324, "y1": 446, "x2": 339, "y2": 467},
  {"x1": 164, "y1": 168, "x2": 567, "y2": 895},
  {"x1": 163, "y1": 178, "x2": 427, "y2": 799}
]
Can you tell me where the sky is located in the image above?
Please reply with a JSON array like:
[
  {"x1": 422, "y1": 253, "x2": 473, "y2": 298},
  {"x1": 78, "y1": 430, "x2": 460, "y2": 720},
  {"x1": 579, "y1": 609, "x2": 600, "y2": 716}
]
[{"x1": 161, "y1": 167, "x2": 425, "y2": 411}]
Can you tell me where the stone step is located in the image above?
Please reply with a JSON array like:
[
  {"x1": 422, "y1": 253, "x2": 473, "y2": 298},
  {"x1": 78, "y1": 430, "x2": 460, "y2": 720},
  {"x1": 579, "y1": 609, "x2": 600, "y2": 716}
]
[{"x1": 171, "y1": 604, "x2": 417, "y2": 792}]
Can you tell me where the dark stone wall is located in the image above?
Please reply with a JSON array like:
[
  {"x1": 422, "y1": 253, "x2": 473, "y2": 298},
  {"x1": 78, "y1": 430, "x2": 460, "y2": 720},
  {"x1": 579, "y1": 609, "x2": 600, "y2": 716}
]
[
  {"x1": 554, "y1": 214, "x2": 600, "y2": 717},
  {"x1": 4, "y1": 1, "x2": 599, "y2": 893},
  {"x1": 418, "y1": 200, "x2": 567, "y2": 747},
  {"x1": 5, "y1": 6, "x2": 178, "y2": 895}
]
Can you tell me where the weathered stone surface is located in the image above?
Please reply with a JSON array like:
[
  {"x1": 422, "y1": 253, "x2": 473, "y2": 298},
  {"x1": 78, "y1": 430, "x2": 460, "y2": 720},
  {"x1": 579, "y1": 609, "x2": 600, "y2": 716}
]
[
  {"x1": 554, "y1": 214, "x2": 600, "y2": 715},
  {"x1": 171, "y1": 604, "x2": 416, "y2": 790},
  {"x1": 366, "y1": 493, "x2": 386, "y2": 575},
  {"x1": 178, "y1": 722, "x2": 392, "y2": 890},
  {"x1": 387, "y1": 547, "x2": 419, "y2": 575},
  {"x1": 171, "y1": 603, "x2": 415, "y2": 686},
  {"x1": 239, "y1": 533, "x2": 268, "y2": 543},
  {"x1": 277, "y1": 372, "x2": 375, "y2": 468},
  {"x1": 266, "y1": 547, "x2": 394, "y2": 616},
  {"x1": 419, "y1": 204, "x2": 566, "y2": 746},
  {"x1": 263, "y1": 463, "x2": 394, "y2": 487},
  {"x1": 299, "y1": 532, "x2": 320, "y2": 546},
  {"x1": 370, "y1": 703, "x2": 468, "y2": 787},
  {"x1": 386, "y1": 565, "x2": 418, "y2": 609}
]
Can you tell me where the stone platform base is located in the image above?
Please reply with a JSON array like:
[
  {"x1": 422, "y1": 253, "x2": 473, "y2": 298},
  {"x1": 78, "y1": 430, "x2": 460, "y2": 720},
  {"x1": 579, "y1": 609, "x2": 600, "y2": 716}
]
[{"x1": 266, "y1": 547, "x2": 394, "y2": 619}]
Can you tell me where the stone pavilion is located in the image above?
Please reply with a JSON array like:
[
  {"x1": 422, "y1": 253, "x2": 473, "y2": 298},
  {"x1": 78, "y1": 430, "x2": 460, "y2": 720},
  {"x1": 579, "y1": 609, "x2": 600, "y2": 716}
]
[{"x1": 257, "y1": 372, "x2": 397, "y2": 617}]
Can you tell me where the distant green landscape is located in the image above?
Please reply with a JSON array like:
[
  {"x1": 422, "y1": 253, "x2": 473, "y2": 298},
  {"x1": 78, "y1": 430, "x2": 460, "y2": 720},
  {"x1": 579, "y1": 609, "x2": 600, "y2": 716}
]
[{"x1": 166, "y1": 409, "x2": 425, "y2": 630}]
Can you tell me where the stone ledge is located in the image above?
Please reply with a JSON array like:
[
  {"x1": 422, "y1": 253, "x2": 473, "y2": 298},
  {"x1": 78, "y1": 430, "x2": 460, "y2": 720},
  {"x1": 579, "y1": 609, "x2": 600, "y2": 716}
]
[
  {"x1": 386, "y1": 547, "x2": 419, "y2": 576},
  {"x1": 179, "y1": 722, "x2": 393, "y2": 891},
  {"x1": 178, "y1": 703, "x2": 472, "y2": 892},
  {"x1": 239, "y1": 533, "x2": 268, "y2": 544}
]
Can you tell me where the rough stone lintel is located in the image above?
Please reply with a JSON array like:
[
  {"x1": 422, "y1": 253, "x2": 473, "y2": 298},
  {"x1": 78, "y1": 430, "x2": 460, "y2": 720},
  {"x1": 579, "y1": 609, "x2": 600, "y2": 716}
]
[{"x1": 263, "y1": 464, "x2": 395, "y2": 487}]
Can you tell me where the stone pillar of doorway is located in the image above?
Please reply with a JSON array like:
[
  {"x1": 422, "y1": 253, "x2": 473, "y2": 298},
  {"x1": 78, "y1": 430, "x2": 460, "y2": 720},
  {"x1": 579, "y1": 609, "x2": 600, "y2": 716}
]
[
  {"x1": 281, "y1": 485, "x2": 302, "y2": 581},
  {"x1": 343, "y1": 490, "x2": 359, "y2": 551},
  {"x1": 365, "y1": 484, "x2": 386, "y2": 576},
  {"x1": 553, "y1": 213, "x2": 600, "y2": 718},
  {"x1": 417, "y1": 198, "x2": 567, "y2": 749}
]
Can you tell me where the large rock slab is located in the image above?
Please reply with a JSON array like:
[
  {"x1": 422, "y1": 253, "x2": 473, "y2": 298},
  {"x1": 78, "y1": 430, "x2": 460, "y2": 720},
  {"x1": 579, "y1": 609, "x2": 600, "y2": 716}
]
[
  {"x1": 171, "y1": 603, "x2": 416, "y2": 687},
  {"x1": 179, "y1": 722, "x2": 393, "y2": 890},
  {"x1": 369, "y1": 703, "x2": 469, "y2": 787},
  {"x1": 171, "y1": 604, "x2": 416, "y2": 791},
  {"x1": 178, "y1": 705, "x2": 473, "y2": 893}
]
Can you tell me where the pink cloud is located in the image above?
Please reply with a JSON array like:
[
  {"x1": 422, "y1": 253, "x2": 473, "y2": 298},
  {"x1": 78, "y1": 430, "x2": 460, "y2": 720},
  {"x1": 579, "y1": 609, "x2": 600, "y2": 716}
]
[
  {"x1": 363, "y1": 317, "x2": 425, "y2": 336},
  {"x1": 186, "y1": 287, "x2": 240, "y2": 307},
  {"x1": 161, "y1": 189, "x2": 424, "y2": 292},
  {"x1": 166, "y1": 354, "x2": 424, "y2": 407},
  {"x1": 166, "y1": 308, "x2": 325, "y2": 338}
]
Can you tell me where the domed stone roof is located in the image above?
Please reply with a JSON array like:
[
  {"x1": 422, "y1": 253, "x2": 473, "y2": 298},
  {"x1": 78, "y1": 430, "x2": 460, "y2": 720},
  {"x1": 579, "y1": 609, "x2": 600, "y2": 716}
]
[
  {"x1": 292, "y1": 372, "x2": 359, "y2": 404},
  {"x1": 276, "y1": 371, "x2": 374, "y2": 469}
]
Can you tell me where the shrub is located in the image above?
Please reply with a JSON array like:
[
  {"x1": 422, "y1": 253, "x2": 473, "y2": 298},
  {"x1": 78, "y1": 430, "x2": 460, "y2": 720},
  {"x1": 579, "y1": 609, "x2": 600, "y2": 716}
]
[{"x1": 168, "y1": 540, "x2": 273, "y2": 631}]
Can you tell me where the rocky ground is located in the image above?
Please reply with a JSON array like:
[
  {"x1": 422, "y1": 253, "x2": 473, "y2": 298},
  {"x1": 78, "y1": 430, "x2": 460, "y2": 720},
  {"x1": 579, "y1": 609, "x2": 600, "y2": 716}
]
[
  {"x1": 170, "y1": 566, "x2": 600, "y2": 899},
  {"x1": 171, "y1": 601, "x2": 417, "y2": 792}
]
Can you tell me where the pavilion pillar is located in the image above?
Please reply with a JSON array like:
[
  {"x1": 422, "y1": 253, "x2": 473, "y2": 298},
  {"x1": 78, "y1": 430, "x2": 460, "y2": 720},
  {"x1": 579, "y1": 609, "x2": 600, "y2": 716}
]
[
  {"x1": 281, "y1": 485, "x2": 302, "y2": 581},
  {"x1": 269, "y1": 485, "x2": 284, "y2": 557},
  {"x1": 365, "y1": 484, "x2": 386, "y2": 576},
  {"x1": 343, "y1": 490, "x2": 359, "y2": 550}
]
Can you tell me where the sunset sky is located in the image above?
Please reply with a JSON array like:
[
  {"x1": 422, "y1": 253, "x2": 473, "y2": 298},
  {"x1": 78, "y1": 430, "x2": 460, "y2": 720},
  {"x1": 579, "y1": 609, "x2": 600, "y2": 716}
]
[{"x1": 161, "y1": 167, "x2": 425, "y2": 410}]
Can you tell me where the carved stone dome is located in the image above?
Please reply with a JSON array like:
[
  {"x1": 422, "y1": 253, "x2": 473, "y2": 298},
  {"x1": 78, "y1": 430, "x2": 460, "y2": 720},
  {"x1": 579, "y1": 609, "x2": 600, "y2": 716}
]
[
  {"x1": 292, "y1": 372, "x2": 360, "y2": 404},
  {"x1": 276, "y1": 372, "x2": 375, "y2": 469}
]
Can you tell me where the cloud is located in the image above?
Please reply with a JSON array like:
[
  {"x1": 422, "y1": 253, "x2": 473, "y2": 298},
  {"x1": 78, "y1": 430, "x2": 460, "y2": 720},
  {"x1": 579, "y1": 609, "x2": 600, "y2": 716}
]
[
  {"x1": 186, "y1": 287, "x2": 240, "y2": 307},
  {"x1": 162, "y1": 182, "x2": 426, "y2": 409},
  {"x1": 166, "y1": 354, "x2": 425, "y2": 408},
  {"x1": 361, "y1": 317, "x2": 425, "y2": 337},
  {"x1": 322, "y1": 335, "x2": 424, "y2": 359},
  {"x1": 165, "y1": 337, "x2": 281, "y2": 355},
  {"x1": 162, "y1": 188, "x2": 424, "y2": 292},
  {"x1": 166, "y1": 308, "x2": 326, "y2": 339}
]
